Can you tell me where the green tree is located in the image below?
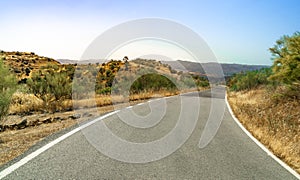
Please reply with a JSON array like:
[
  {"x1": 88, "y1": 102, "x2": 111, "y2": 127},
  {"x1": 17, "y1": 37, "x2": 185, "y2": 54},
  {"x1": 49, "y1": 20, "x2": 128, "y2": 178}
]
[
  {"x1": 269, "y1": 32, "x2": 300, "y2": 84},
  {"x1": 0, "y1": 59, "x2": 17, "y2": 121}
]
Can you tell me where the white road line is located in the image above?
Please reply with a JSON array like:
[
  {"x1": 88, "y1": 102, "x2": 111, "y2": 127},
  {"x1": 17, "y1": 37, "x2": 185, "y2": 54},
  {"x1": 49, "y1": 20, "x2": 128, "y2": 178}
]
[
  {"x1": 0, "y1": 94, "x2": 175, "y2": 179},
  {"x1": 0, "y1": 110, "x2": 120, "y2": 179},
  {"x1": 4, "y1": 90, "x2": 297, "y2": 179},
  {"x1": 0, "y1": 90, "x2": 199, "y2": 179},
  {"x1": 225, "y1": 93, "x2": 300, "y2": 179}
]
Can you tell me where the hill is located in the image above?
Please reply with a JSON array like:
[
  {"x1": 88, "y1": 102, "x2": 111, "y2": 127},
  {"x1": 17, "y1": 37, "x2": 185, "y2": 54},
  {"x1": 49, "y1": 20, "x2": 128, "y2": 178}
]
[
  {"x1": 0, "y1": 51, "x2": 208, "y2": 96},
  {"x1": 58, "y1": 58, "x2": 269, "y2": 77},
  {"x1": 57, "y1": 59, "x2": 106, "y2": 64},
  {"x1": 163, "y1": 60, "x2": 269, "y2": 76},
  {"x1": 0, "y1": 51, "x2": 60, "y2": 83}
]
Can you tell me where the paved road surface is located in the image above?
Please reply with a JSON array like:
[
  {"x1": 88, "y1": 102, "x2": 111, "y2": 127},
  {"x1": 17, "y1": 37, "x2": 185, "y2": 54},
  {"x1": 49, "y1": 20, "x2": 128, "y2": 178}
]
[{"x1": 0, "y1": 87, "x2": 297, "y2": 179}]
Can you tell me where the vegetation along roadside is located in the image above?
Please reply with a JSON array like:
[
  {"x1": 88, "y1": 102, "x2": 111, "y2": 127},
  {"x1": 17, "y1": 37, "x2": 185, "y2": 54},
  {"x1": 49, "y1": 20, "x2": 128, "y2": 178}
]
[{"x1": 227, "y1": 32, "x2": 300, "y2": 173}]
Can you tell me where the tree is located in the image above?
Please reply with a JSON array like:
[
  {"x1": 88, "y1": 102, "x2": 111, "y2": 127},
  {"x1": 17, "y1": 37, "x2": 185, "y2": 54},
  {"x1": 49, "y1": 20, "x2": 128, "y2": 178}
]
[
  {"x1": 0, "y1": 59, "x2": 17, "y2": 121},
  {"x1": 123, "y1": 56, "x2": 129, "y2": 62},
  {"x1": 269, "y1": 32, "x2": 300, "y2": 85}
]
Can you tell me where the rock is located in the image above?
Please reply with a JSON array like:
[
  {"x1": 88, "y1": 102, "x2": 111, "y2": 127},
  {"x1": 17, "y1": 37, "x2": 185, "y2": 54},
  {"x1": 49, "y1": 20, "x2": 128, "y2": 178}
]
[
  {"x1": 70, "y1": 114, "x2": 81, "y2": 119},
  {"x1": 18, "y1": 78, "x2": 27, "y2": 84},
  {"x1": 16, "y1": 118, "x2": 27, "y2": 129},
  {"x1": 53, "y1": 117, "x2": 62, "y2": 121},
  {"x1": 0, "y1": 125, "x2": 4, "y2": 132},
  {"x1": 26, "y1": 120, "x2": 36, "y2": 127},
  {"x1": 40, "y1": 117, "x2": 52, "y2": 124},
  {"x1": 82, "y1": 112, "x2": 90, "y2": 117},
  {"x1": 25, "y1": 67, "x2": 31, "y2": 76},
  {"x1": 14, "y1": 68, "x2": 21, "y2": 73}
]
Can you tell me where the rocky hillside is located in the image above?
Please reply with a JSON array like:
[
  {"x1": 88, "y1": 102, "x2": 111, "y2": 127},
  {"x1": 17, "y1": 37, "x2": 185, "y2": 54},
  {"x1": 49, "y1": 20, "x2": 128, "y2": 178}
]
[
  {"x1": 0, "y1": 51, "x2": 208, "y2": 96},
  {"x1": 0, "y1": 51, "x2": 60, "y2": 83}
]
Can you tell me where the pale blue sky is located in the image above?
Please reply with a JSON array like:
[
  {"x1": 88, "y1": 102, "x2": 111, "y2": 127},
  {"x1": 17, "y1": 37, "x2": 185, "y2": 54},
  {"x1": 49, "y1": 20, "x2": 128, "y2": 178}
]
[{"x1": 1, "y1": 0, "x2": 299, "y2": 65}]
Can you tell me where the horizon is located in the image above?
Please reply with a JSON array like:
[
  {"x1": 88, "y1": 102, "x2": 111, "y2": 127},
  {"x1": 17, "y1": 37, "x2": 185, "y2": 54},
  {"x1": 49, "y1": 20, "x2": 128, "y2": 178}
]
[
  {"x1": 1, "y1": 49, "x2": 271, "y2": 66},
  {"x1": 57, "y1": 56, "x2": 271, "y2": 66},
  {"x1": 1, "y1": 1, "x2": 299, "y2": 65}
]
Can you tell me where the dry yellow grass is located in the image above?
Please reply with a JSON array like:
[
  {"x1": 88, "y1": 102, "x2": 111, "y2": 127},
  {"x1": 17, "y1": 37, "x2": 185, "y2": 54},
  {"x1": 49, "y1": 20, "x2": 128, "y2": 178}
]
[
  {"x1": 9, "y1": 90, "x2": 183, "y2": 115},
  {"x1": 9, "y1": 92, "x2": 44, "y2": 114},
  {"x1": 227, "y1": 87, "x2": 300, "y2": 173}
]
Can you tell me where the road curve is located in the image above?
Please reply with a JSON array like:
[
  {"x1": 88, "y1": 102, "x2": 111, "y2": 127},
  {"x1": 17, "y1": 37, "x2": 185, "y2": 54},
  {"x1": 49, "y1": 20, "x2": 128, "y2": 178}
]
[{"x1": 0, "y1": 87, "x2": 297, "y2": 179}]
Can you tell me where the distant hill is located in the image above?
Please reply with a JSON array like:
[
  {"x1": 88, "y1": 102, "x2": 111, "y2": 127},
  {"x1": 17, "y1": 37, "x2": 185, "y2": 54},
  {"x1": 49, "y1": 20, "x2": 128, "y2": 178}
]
[
  {"x1": 163, "y1": 60, "x2": 269, "y2": 76},
  {"x1": 57, "y1": 59, "x2": 106, "y2": 64},
  {"x1": 58, "y1": 58, "x2": 269, "y2": 77}
]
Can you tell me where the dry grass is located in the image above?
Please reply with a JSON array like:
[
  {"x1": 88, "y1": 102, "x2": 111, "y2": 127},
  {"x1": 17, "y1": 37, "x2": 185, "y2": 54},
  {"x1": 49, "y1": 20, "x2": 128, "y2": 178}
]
[
  {"x1": 9, "y1": 88, "x2": 193, "y2": 115},
  {"x1": 8, "y1": 90, "x2": 181, "y2": 115},
  {"x1": 9, "y1": 92, "x2": 44, "y2": 114},
  {"x1": 227, "y1": 87, "x2": 300, "y2": 173}
]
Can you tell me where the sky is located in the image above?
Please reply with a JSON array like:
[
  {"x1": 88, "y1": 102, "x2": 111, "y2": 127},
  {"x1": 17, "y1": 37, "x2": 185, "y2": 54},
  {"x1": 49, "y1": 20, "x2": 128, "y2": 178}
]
[{"x1": 1, "y1": 0, "x2": 299, "y2": 65}]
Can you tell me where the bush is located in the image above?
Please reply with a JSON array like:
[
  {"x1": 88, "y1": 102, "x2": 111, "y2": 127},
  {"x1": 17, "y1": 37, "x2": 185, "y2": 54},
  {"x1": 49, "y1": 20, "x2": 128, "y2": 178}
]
[
  {"x1": 0, "y1": 59, "x2": 17, "y2": 121},
  {"x1": 96, "y1": 87, "x2": 111, "y2": 95},
  {"x1": 130, "y1": 73, "x2": 177, "y2": 93},
  {"x1": 72, "y1": 76, "x2": 94, "y2": 99},
  {"x1": 228, "y1": 68, "x2": 272, "y2": 91},
  {"x1": 27, "y1": 64, "x2": 72, "y2": 112}
]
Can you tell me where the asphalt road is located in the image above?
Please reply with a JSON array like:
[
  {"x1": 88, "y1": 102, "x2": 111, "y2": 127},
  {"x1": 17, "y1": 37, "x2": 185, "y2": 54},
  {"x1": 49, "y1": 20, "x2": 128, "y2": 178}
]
[{"x1": 1, "y1": 87, "x2": 297, "y2": 179}]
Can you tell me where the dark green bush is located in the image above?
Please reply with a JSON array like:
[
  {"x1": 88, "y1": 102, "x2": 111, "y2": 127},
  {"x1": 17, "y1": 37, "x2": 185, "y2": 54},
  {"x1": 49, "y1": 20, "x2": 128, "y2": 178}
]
[{"x1": 130, "y1": 73, "x2": 177, "y2": 93}]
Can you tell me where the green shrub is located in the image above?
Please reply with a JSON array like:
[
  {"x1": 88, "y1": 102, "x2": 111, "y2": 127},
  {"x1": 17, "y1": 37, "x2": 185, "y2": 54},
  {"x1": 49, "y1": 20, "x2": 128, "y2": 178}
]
[
  {"x1": 0, "y1": 59, "x2": 17, "y2": 121},
  {"x1": 72, "y1": 76, "x2": 94, "y2": 99},
  {"x1": 106, "y1": 69, "x2": 112, "y2": 77},
  {"x1": 105, "y1": 75, "x2": 115, "y2": 87},
  {"x1": 96, "y1": 87, "x2": 111, "y2": 95},
  {"x1": 27, "y1": 65, "x2": 72, "y2": 112},
  {"x1": 130, "y1": 73, "x2": 177, "y2": 93},
  {"x1": 180, "y1": 74, "x2": 196, "y2": 88},
  {"x1": 228, "y1": 68, "x2": 272, "y2": 91}
]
